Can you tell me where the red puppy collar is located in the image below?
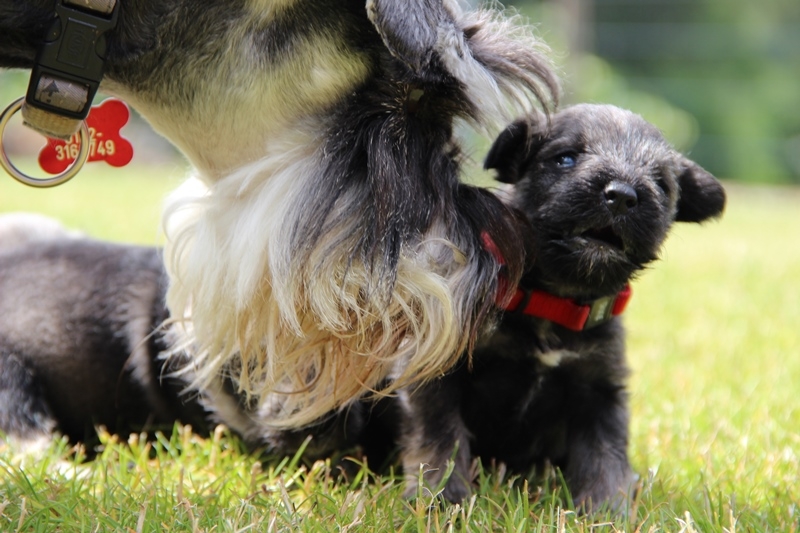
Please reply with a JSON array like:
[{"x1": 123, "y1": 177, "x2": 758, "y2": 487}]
[
  {"x1": 481, "y1": 231, "x2": 632, "y2": 331},
  {"x1": 504, "y1": 285, "x2": 631, "y2": 331}
]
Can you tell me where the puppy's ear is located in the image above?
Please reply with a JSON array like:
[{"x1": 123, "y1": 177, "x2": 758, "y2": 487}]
[
  {"x1": 484, "y1": 118, "x2": 543, "y2": 184},
  {"x1": 675, "y1": 158, "x2": 726, "y2": 222}
]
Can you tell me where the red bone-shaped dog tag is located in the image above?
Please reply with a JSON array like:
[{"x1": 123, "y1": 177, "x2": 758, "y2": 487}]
[{"x1": 38, "y1": 98, "x2": 133, "y2": 174}]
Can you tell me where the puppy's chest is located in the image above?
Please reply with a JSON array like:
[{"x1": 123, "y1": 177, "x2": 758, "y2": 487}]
[{"x1": 480, "y1": 317, "x2": 586, "y2": 369}]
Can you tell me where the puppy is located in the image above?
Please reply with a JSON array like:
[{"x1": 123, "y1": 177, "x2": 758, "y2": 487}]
[
  {"x1": 397, "y1": 104, "x2": 726, "y2": 508},
  {"x1": 0, "y1": 223, "x2": 209, "y2": 448},
  {"x1": 1, "y1": 0, "x2": 558, "y2": 427}
]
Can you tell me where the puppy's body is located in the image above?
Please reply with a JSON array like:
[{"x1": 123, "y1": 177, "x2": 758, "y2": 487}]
[
  {"x1": 0, "y1": 234, "x2": 208, "y2": 446},
  {"x1": 1, "y1": 0, "x2": 558, "y2": 427},
  {"x1": 398, "y1": 105, "x2": 726, "y2": 506}
]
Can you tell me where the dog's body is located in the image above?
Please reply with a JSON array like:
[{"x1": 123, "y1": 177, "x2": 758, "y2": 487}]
[
  {"x1": 396, "y1": 104, "x2": 726, "y2": 507},
  {"x1": 1, "y1": 0, "x2": 558, "y2": 427}
]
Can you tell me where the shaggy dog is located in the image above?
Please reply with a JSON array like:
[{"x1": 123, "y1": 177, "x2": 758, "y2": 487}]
[
  {"x1": 0, "y1": 0, "x2": 558, "y2": 427},
  {"x1": 395, "y1": 104, "x2": 726, "y2": 507}
]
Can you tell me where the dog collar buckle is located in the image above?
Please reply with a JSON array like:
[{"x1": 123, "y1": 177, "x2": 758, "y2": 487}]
[
  {"x1": 583, "y1": 294, "x2": 617, "y2": 329},
  {"x1": 581, "y1": 285, "x2": 632, "y2": 330},
  {"x1": 23, "y1": 0, "x2": 119, "y2": 140}
]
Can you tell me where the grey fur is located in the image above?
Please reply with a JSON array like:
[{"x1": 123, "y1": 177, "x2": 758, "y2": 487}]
[{"x1": 0, "y1": 226, "x2": 208, "y2": 447}]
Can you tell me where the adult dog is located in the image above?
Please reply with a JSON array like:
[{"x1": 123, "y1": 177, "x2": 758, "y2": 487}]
[
  {"x1": 0, "y1": 1, "x2": 558, "y2": 426},
  {"x1": 396, "y1": 104, "x2": 726, "y2": 507}
]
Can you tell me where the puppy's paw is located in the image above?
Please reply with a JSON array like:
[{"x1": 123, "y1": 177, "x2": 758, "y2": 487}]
[
  {"x1": 403, "y1": 460, "x2": 472, "y2": 503},
  {"x1": 571, "y1": 468, "x2": 637, "y2": 515}
]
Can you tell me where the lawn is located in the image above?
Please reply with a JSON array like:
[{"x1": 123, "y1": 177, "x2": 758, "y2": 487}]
[{"x1": 0, "y1": 165, "x2": 798, "y2": 532}]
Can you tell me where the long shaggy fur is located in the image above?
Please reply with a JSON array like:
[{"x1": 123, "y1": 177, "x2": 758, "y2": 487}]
[{"x1": 158, "y1": 3, "x2": 558, "y2": 426}]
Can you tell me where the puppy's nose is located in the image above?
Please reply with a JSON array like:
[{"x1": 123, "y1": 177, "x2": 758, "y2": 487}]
[{"x1": 604, "y1": 182, "x2": 638, "y2": 215}]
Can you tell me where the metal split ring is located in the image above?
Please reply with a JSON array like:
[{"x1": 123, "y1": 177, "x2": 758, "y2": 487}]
[{"x1": 0, "y1": 97, "x2": 90, "y2": 188}]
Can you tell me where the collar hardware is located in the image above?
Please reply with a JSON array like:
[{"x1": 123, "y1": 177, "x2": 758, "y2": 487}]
[
  {"x1": 22, "y1": 0, "x2": 118, "y2": 139},
  {"x1": 480, "y1": 230, "x2": 633, "y2": 332}
]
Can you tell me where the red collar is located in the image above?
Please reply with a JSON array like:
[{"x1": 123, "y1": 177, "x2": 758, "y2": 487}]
[
  {"x1": 503, "y1": 285, "x2": 631, "y2": 331},
  {"x1": 481, "y1": 231, "x2": 632, "y2": 331}
]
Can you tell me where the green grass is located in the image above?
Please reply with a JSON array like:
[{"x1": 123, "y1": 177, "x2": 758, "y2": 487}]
[
  {"x1": 1, "y1": 169, "x2": 799, "y2": 531},
  {"x1": 0, "y1": 161, "x2": 185, "y2": 245}
]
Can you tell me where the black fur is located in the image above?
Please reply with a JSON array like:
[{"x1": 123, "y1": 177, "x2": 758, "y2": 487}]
[{"x1": 398, "y1": 104, "x2": 726, "y2": 507}]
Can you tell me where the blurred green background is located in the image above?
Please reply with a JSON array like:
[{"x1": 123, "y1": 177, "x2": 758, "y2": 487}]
[{"x1": 511, "y1": 0, "x2": 800, "y2": 184}]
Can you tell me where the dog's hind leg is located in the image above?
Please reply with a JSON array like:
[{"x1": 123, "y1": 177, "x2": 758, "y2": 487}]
[
  {"x1": 368, "y1": 0, "x2": 558, "y2": 127},
  {"x1": 0, "y1": 352, "x2": 56, "y2": 445},
  {"x1": 366, "y1": 0, "x2": 451, "y2": 79}
]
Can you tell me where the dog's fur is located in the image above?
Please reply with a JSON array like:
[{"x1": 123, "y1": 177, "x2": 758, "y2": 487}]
[
  {"x1": 0, "y1": 0, "x2": 558, "y2": 427},
  {"x1": 0, "y1": 227, "x2": 209, "y2": 448},
  {"x1": 396, "y1": 104, "x2": 726, "y2": 507},
  {"x1": 0, "y1": 213, "x2": 396, "y2": 461}
]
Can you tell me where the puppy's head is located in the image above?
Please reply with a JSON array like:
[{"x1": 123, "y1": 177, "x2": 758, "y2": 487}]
[{"x1": 486, "y1": 104, "x2": 725, "y2": 298}]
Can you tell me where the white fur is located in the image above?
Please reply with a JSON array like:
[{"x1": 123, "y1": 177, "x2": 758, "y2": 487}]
[{"x1": 536, "y1": 349, "x2": 580, "y2": 368}]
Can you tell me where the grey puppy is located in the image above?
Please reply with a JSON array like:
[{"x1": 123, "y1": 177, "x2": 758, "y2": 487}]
[
  {"x1": 0, "y1": 226, "x2": 208, "y2": 448},
  {"x1": 397, "y1": 104, "x2": 726, "y2": 508}
]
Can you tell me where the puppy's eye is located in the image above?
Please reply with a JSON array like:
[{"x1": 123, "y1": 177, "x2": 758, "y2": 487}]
[
  {"x1": 654, "y1": 173, "x2": 672, "y2": 194},
  {"x1": 553, "y1": 153, "x2": 577, "y2": 168}
]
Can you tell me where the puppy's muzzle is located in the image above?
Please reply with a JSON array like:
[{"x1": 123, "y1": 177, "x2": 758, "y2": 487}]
[{"x1": 603, "y1": 181, "x2": 638, "y2": 216}]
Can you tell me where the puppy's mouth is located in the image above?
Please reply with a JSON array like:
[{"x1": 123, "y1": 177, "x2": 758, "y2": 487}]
[{"x1": 579, "y1": 225, "x2": 625, "y2": 251}]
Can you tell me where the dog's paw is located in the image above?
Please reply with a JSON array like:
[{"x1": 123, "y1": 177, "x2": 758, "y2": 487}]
[
  {"x1": 571, "y1": 469, "x2": 638, "y2": 516},
  {"x1": 403, "y1": 461, "x2": 472, "y2": 503}
]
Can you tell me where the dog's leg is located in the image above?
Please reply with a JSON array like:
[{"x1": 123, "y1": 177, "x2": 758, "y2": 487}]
[
  {"x1": 399, "y1": 376, "x2": 472, "y2": 502},
  {"x1": 562, "y1": 387, "x2": 634, "y2": 512},
  {"x1": 0, "y1": 353, "x2": 56, "y2": 445}
]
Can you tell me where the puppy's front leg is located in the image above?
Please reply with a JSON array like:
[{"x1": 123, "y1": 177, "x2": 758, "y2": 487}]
[
  {"x1": 563, "y1": 387, "x2": 634, "y2": 512},
  {"x1": 399, "y1": 376, "x2": 472, "y2": 502}
]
